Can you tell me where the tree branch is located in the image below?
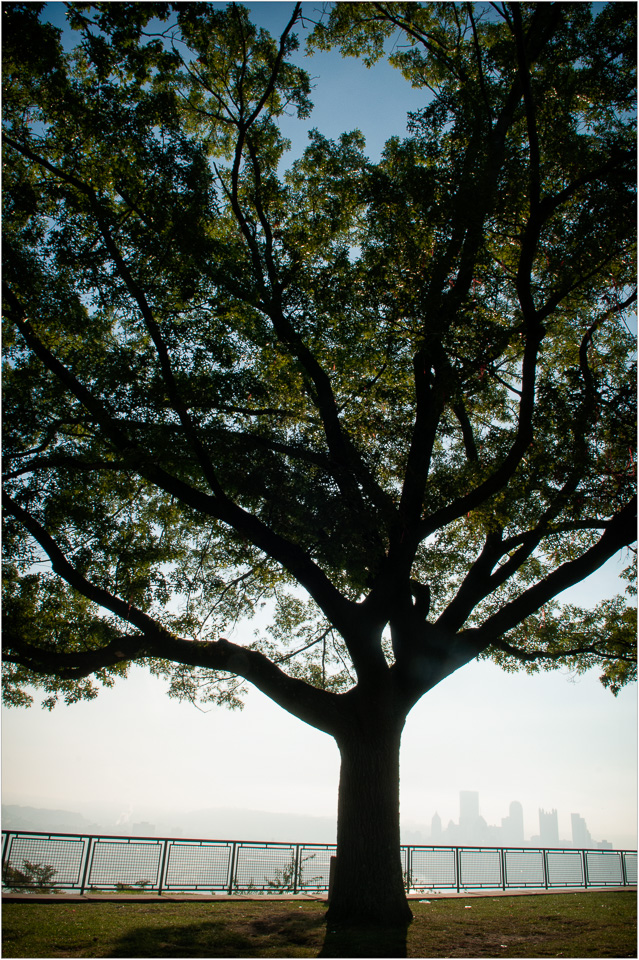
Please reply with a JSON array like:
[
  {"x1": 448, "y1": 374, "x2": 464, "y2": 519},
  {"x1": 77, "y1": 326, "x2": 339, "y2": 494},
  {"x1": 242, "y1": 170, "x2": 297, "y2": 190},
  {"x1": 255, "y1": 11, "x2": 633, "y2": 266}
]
[
  {"x1": 2, "y1": 498, "x2": 347, "y2": 733},
  {"x1": 466, "y1": 3, "x2": 492, "y2": 123},
  {"x1": 2, "y1": 492, "x2": 175, "y2": 637},
  {"x1": 510, "y1": 3, "x2": 541, "y2": 211},
  {"x1": 3, "y1": 629, "x2": 345, "y2": 736},
  {"x1": 5, "y1": 282, "x2": 368, "y2": 644},
  {"x1": 465, "y1": 499, "x2": 637, "y2": 647},
  {"x1": 486, "y1": 634, "x2": 635, "y2": 666}
]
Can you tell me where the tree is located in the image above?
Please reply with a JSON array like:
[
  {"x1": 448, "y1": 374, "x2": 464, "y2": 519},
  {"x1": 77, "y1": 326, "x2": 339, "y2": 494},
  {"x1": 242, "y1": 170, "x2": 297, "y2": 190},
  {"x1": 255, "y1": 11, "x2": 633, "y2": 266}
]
[
  {"x1": 2, "y1": 0, "x2": 636, "y2": 935},
  {"x1": 3, "y1": 858, "x2": 57, "y2": 894}
]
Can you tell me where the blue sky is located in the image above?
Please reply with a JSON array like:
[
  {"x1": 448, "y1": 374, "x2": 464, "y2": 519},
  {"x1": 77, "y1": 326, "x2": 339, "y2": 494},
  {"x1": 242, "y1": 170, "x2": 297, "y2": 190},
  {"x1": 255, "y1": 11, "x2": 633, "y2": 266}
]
[{"x1": 3, "y1": 2, "x2": 636, "y2": 850}]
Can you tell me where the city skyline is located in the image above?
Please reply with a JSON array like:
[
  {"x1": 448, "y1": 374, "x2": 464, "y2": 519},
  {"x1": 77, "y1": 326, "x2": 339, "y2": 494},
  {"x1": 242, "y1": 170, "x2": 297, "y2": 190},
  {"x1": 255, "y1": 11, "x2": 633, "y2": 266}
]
[
  {"x1": 426, "y1": 791, "x2": 616, "y2": 850},
  {"x1": 2, "y1": 786, "x2": 630, "y2": 852}
]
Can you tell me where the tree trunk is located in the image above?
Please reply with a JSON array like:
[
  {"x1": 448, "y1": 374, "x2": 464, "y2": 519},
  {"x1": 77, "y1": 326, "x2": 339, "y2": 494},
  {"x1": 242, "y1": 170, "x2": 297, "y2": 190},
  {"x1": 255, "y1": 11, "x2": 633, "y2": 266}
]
[{"x1": 326, "y1": 715, "x2": 413, "y2": 930}]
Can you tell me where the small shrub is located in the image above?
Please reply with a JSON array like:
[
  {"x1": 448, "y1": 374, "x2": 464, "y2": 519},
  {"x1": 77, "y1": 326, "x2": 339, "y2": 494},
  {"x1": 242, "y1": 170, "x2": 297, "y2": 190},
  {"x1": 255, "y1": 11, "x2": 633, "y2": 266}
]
[
  {"x1": 114, "y1": 880, "x2": 152, "y2": 892},
  {"x1": 3, "y1": 859, "x2": 57, "y2": 893}
]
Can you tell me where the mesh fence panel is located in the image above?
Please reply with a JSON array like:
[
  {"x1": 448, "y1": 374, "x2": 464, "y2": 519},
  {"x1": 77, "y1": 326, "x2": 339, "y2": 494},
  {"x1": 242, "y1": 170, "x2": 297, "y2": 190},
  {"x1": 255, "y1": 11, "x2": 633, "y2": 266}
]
[
  {"x1": 409, "y1": 848, "x2": 457, "y2": 889},
  {"x1": 3, "y1": 837, "x2": 86, "y2": 886},
  {"x1": 459, "y1": 848, "x2": 502, "y2": 887},
  {"x1": 88, "y1": 840, "x2": 162, "y2": 888},
  {"x1": 623, "y1": 852, "x2": 637, "y2": 884},
  {"x1": 504, "y1": 850, "x2": 544, "y2": 887},
  {"x1": 547, "y1": 850, "x2": 584, "y2": 886},
  {"x1": 585, "y1": 851, "x2": 623, "y2": 885},
  {"x1": 298, "y1": 846, "x2": 335, "y2": 890},
  {"x1": 233, "y1": 843, "x2": 297, "y2": 892},
  {"x1": 164, "y1": 841, "x2": 233, "y2": 890}
]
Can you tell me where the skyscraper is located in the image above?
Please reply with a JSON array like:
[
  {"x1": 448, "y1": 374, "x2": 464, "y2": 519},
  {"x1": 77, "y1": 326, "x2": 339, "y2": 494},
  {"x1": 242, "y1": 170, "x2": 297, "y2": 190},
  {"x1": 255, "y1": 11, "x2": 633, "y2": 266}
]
[
  {"x1": 571, "y1": 813, "x2": 593, "y2": 849},
  {"x1": 501, "y1": 801, "x2": 524, "y2": 846},
  {"x1": 458, "y1": 791, "x2": 486, "y2": 843},
  {"x1": 539, "y1": 808, "x2": 559, "y2": 847},
  {"x1": 431, "y1": 811, "x2": 442, "y2": 841}
]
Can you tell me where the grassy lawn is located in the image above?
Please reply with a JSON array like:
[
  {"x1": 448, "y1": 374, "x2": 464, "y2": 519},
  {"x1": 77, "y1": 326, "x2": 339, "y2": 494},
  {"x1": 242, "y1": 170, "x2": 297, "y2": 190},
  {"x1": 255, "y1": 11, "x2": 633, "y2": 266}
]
[{"x1": 2, "y1": 892, "x2": 636, "y2": 958}]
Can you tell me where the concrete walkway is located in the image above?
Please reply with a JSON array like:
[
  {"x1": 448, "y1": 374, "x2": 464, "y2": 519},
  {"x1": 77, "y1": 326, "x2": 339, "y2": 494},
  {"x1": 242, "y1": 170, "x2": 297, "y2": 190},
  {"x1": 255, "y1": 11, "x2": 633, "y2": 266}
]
[{"x1": 3, "y1": 886, "x2": 634, "y2": 904}]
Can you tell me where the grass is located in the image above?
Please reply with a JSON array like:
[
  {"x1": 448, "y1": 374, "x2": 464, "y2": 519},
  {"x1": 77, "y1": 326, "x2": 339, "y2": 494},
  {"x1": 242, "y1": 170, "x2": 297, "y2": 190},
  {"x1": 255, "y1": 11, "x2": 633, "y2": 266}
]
[{"x1": 1, "y1": 892, "x2": 636, "y2": 958}]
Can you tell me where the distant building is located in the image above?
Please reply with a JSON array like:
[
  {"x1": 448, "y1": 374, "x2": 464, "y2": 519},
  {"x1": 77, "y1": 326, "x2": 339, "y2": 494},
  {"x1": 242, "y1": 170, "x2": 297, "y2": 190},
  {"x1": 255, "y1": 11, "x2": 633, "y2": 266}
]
[
  {"x1": 458, "y1": 791, "x2": 479, "y2": 842},
  {"x1": 458, "y1": 791, "x2": 491, "y2": 844},
  {"x1": 130, "y1": 821, "x2": 156, "y2": 837},
  {"x1": 539, "y1": 808, "x2": 559, "y2": 847},
  {"x1": 431, "y1": 811, "x2": 442, "y2": 841},
  {"x1": 459, "y1": 791, "x2": 480, "y2": 823},
  {"x1": 425, "y1": 792, "x2": 615, "y2": 850},
  {"x1": 571, "y1": 813, "x2": 593, "y2": 849},
  {"x1": 501, "y1": 801, "x2": 524, "y2": 846},
  {"x1": 445, "y1": 819, "x2": 459, "y2": 843}
]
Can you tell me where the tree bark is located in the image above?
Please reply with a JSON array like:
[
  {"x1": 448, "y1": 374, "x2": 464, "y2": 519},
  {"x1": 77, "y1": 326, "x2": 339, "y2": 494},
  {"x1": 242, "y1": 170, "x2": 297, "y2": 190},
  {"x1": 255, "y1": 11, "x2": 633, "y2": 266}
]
[{"x1": 326, "y1": 710, "x2": 413, "y2": 930}]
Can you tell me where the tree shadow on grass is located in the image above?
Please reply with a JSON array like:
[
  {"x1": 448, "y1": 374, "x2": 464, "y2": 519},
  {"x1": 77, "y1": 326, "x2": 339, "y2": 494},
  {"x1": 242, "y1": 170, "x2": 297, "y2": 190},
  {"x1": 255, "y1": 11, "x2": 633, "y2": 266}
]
[
  {"x1": 319, "y1": 923, "x2": 408, "y2": 958},
  {"x1": 105, "y1": 909, "x2": 327, "y2": 957}
]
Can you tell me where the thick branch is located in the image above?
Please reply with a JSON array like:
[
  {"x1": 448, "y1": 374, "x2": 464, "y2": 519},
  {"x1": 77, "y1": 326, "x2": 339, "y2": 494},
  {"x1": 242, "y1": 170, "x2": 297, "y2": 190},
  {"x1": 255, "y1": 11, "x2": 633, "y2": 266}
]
[
  {"x1": 417, "y1": 327, "x2": 543, "y2": 541},
  {"x1": 435, "y1": 528, "x2": 504, "y2": 634},
  {"x1": 438, "y1": 334, "x2": 611, "y2": 636},
  {"x1": 452, "y1": 400, "x2": 480, "y2": 463},
  {"x1": 3, "y1": 630, "x2": 345, "y2": 736},
  {"x1": 464, "y1": 499, "x2": 637, "y2": 648},
  {"x1": 3, "y1": 632, "x2": 148, "y2": 678},
  {"x1": 410, "y1": 10, "x2": 567, "y2": 547},
  {"x1": 3, "y1": 497, "x2": 347, "y2": 732},
  {"x1": 397, "y1": 353, "x2": 442, "y2": 519}
]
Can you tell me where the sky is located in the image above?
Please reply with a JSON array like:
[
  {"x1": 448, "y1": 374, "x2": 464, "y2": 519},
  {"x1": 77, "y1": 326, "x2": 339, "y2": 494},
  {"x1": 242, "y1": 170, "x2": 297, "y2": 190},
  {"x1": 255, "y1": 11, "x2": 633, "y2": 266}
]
[{"x1": 2, "y1": 2, "x2": 637, "y2": 853}]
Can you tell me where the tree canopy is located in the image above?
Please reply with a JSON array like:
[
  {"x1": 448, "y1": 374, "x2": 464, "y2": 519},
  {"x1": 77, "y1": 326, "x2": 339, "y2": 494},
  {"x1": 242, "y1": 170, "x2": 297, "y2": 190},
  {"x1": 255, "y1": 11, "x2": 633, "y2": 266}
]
[{"x1": 2, "y1": 1, "x2": 636, "y2": 713}]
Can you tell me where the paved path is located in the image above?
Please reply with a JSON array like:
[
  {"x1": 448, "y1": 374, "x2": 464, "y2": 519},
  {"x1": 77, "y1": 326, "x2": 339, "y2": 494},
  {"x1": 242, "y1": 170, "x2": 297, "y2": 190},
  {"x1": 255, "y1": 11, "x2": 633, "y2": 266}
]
[{"x1": 3, "y1": 886, "x2": 634, "y2": 904}]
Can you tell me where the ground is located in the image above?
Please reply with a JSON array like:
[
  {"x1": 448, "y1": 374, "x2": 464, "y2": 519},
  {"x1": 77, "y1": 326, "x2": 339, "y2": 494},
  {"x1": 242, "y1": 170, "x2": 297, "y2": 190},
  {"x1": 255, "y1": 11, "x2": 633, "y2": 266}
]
[{"x1": 1, "y1": 891, "x2": 636, "y2": 957}]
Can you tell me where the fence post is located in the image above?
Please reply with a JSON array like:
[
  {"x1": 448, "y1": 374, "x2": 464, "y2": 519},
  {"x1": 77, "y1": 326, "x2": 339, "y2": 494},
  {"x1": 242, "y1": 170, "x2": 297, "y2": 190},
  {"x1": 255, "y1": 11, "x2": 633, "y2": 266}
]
[
  {"x1": 1, "y1": 831, "x2": 11, "y2": 870},
  {"x1": 621, "y1": 851, "x2": 628, "y2": 887},
  {"x1": 582, "y1": 849, "x2": 588, "y2": 889},
  {"x1": 500, "y1": 848, "x2": 507, "y2": 890},
  {"x1": 293, "y1": 844, "x2": 300, "y2": 894},
  {"x1": 456, "y1": 847, "x2": 461, "y2": 893},
  {"x1": 1, "y1": 831, "x2": 13, "y2": 876},
  {"x1": 79, "y1": 837, "x2": 94, "y2": 895},
  {"x1": 228, "y1": 842, "x2": 237, "y2": 895},
  {"x1": 157, "y1": 839, "x2": 169, "y2": 896},
  {"x1": 541, "y1": 849, "x2": 549, "y2": 889}
]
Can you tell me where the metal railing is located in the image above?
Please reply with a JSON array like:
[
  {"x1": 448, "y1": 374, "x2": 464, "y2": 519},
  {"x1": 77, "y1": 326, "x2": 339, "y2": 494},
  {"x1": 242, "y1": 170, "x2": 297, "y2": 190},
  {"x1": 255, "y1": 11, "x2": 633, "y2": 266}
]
[{"x1": 2, "y1": 830, "x2": 636, "y2": 895}]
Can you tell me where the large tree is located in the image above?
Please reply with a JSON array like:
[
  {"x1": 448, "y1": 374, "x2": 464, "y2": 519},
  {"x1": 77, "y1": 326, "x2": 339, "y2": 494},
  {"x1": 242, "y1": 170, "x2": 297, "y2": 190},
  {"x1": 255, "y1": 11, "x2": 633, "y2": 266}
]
[{"x1": 2, "y1": 0, "x2": 636, "y2": 933}]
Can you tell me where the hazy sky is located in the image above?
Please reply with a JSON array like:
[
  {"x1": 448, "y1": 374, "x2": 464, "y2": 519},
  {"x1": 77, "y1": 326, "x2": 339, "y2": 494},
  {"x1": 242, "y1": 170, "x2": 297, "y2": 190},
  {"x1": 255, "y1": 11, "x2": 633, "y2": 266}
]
[
  {"x1": 3, "y1": 556, "x2": 636, "y2": 848},
  {"x1": 3, "y1": 2, "x2": 636, "y2": 852}
]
